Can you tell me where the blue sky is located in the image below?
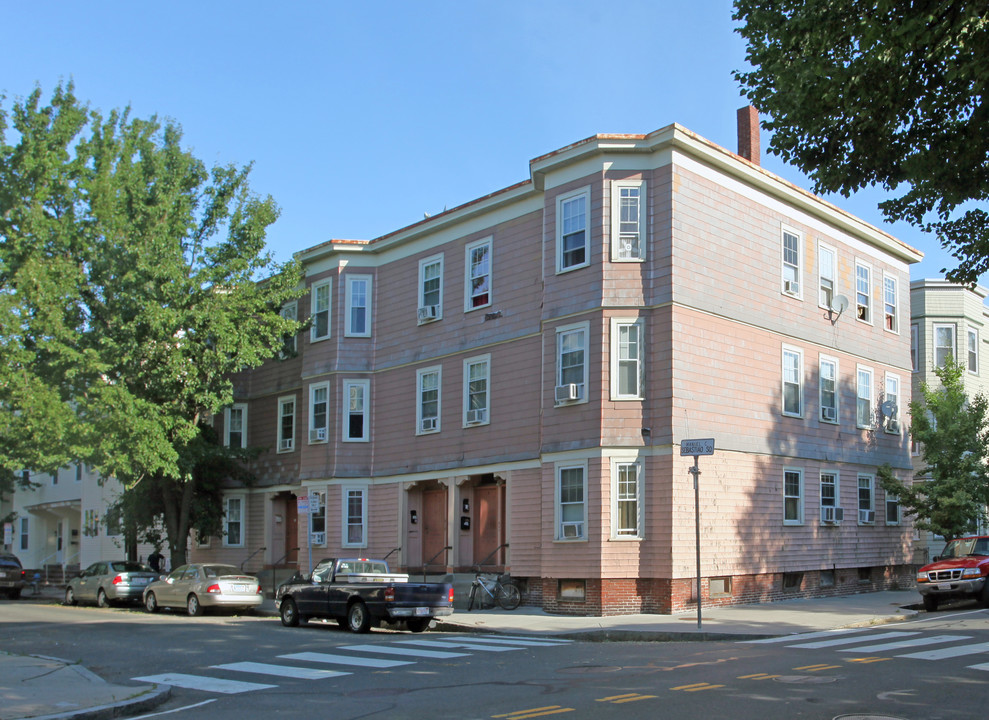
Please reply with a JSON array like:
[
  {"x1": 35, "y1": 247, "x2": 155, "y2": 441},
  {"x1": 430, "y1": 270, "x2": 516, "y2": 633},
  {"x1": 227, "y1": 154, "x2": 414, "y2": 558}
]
[{"x1": 0, "y1": 1, "x2": 970, "y2": 284}]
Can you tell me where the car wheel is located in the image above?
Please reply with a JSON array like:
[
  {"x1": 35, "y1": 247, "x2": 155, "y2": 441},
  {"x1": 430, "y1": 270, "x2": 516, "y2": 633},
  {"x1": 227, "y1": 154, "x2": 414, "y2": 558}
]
[
  {"x1": 406, "y1": 618, "x2": 430, "y2": 633},
  {"x1": 923, "y1": 594, "x2": 939, "y2": 612},
  {"x1": 145, "y1": 592, "x2": 159, "y2": 613},
  {"x1": 347, "y1": 601, "x2": 371, "y2": 633},
  {"x1": 64, "y1": 587, "x2": 77, "y2": 606},
  {"x1": 980, "y1": 580, "x2": 989, "y2": 609},
  {"x1": 97, "y1": 588, "x2": 111, "y2": 608},
  {"x1": 9, "y1": 588, "x2": 21, "y2": 600},
  {"x1": 187, "y1": 594, "x2": 205, "y2": 617},
  {"x1": 280, "y1": 597, "x2": 300, "y2": 627}
]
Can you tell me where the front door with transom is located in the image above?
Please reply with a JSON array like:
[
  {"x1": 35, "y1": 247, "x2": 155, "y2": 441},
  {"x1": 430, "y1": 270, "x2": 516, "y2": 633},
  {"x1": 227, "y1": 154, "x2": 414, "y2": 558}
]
[{"x1": 421, "y1": 487, "x2": 448, "y2": 571}]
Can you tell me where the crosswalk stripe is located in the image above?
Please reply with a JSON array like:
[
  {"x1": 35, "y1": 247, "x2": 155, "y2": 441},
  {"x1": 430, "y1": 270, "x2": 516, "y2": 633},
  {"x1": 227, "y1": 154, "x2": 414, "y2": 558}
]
[
  {"x1": 279, "y1": 652, "x2": 413, "y2": 668},
  {"x1": 476, "y1": 635, "x2": 574, "y2": 644},
  {"x1": 838, "y1": 634, "x2": 972, "y2": 654},
  {"x1": 789, "y1": 631, "x2": 920, "y2": 649},
  {"x1": 132, "y1": 673, "x2": 276, "y2": 694},
  {"x1": 210, "y1": 662, "x2": 349, "y2": 679},
  {"x1": 967, "y1": 662, "x2": 989, "y2": 672},
  {"x1": 897, "y1": 641, "x2": 989, "y2": 661},
  {"x1": 740, "y1": 628, "x2": 865, "y2": 644},
  {"x1": 338, "y1": 643, "x2": 469, "y2": 659},
  {"x1": 450, "y1": 636, "x2": 567, "y2": 648},
  {"x1": 395, "y1": 639, "x2": 522, "y2": 652}
]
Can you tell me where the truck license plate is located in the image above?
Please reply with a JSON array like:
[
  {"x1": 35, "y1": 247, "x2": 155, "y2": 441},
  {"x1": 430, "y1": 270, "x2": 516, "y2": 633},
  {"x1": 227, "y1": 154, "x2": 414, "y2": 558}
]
[
  {"x1": 938, "y1": 583, "x2": 953, "y2": 590},
  {"x1": 414, "y1": 607, "x2": 430, "y2": 616}
]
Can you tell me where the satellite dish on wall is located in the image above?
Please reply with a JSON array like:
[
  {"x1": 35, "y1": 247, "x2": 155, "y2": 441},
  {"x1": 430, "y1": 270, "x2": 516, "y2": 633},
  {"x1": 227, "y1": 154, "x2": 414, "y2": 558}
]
[
  {"x1": 881, "y1": 400, "x2": 898, "y2": 418},
  {"x1": 829, "y1": 294, "x2": 850, "y2": 325}
]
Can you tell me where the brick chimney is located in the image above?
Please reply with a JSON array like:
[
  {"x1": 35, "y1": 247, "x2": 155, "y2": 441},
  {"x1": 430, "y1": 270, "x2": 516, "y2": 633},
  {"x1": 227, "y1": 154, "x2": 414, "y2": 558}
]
[{"x1": 737, "y1": 105, "x2": 760, "y2": 165}]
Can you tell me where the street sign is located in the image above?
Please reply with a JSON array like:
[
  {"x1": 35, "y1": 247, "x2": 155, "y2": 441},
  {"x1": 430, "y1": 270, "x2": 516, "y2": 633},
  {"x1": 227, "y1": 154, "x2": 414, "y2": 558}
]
[
  {"x1": 680, "y1": 438, "x2": 715, "y2": 456},
  {"x1": 296, "y1": 495, "x2": 309, "y2": 514},
  {"x1": 308, "y1": 491, "x2": 321, "y2": 514}
]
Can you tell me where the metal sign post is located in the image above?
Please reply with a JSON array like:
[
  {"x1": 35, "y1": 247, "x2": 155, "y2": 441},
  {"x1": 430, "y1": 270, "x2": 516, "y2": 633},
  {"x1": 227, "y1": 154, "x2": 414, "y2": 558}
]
[
  {"x1": 680, "y1": 438, "x2": 715, "y2": 629},
  {"x1": 297, "y1": 493, "x2": 311, "y2": 573}
]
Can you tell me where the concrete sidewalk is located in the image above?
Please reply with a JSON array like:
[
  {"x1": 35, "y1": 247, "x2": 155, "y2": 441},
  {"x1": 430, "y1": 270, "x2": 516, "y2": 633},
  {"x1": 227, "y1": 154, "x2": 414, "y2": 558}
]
[{"x1": 2, "y1": 588, "x2": 924, "y2": 720}]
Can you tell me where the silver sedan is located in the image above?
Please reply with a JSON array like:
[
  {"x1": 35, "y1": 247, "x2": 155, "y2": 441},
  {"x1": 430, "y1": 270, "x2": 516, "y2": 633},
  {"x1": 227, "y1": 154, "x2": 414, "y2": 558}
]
[
  {"x1": 142, "y1": 563, "x2": 263, "y2": 616},
  {"x1": 64, "y1": 561, "x2": 159, "y2": 607}
]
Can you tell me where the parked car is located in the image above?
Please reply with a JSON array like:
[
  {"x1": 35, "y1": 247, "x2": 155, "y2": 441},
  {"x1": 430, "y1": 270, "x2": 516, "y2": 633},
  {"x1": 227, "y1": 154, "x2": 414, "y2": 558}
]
[
  {"x1": 143, "y1": 563, "x2": 263, "y2": 616},
  {"x1": 0, "y1": 553, "x2": 26, "y2": 599},
  {"x1": 64, "y1": 561, "x2": 159, "y2": 607},
  {"x1": 916, "y1": 535, "x2": 989, "y2": 611}
]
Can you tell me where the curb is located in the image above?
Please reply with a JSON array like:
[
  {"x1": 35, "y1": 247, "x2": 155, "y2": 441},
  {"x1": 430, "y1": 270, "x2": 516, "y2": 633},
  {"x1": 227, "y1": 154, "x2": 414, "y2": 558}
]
[{"x1": 19, "y1": 682, "x2": 171, "y2": 720}]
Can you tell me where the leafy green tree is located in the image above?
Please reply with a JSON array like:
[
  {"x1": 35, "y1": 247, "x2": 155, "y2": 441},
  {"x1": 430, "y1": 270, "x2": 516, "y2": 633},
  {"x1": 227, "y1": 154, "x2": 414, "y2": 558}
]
[
  {"x1": 733, "y1": 1, "x2": 989, "y2": 284},
  {"x1": 0, "y1": 83, "x2": 303, "y2": 565},
  {"x1": 879, "y1": 358, "x2": 989, "y2": 540}
]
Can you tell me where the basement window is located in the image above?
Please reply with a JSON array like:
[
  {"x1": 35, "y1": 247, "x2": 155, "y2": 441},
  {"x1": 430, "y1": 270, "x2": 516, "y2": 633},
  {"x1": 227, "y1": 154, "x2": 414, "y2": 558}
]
[
  {"x1": 782, "y1": 572, "x2": 803, "y2": 592},
  {"x1": 558, "y1": 579, "x2": 585, "y2": 601},
  {"x1": 709, "y1": 577, "x2": 732, "y2": 597}
]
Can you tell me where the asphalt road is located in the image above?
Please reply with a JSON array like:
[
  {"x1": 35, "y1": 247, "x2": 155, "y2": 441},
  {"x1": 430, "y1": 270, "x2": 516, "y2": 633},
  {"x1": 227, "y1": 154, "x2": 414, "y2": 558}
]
[{"x1": 2, "y1": 600, "x2": 987, "y2": 720}]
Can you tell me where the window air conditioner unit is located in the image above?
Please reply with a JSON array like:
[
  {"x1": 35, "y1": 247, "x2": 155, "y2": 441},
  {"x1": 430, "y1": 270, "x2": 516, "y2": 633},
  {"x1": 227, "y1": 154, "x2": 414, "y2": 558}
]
[
  {"x1": 417, "y1": 305, "x2": 439, "y2": 322},
  {"x1": 279, "y1": 438, "x2": 293, "y2": 451},
  {"x1": 784, "y1": 280, "x2": 799, "y2": 295},
  {"x1": 859, "y1": 509, "x2": 875, "y2": 524},
  {"x1": 310, "y1": 532, "x2": 325, "y2": 545},
  {"x1": 309, "y1": 427, "x2": 327, "y2": 442},
  {"x1": 821, "y1": 406, "x2": 837, "y2": 422},
  {"x1": 466, "y1": 408, "x2": 487, "y2": 425},
  {"x1": 421, "y1": 417, "x2": 437, "y2": 432},
  {"x1": 820, "y1": 506, "x2": 843, "y2": 524},
  {"x1": 561, "y1": 521, "x2": 583, "y2": 539},
  {"x1": 555, "y1": 383, "x2": 580, "y2": 403}
]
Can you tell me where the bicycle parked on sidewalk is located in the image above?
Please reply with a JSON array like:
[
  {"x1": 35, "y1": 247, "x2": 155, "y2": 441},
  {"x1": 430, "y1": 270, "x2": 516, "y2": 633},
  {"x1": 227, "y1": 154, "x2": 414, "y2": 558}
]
[{"x1": 466, "y1": 543, "x2": 521, "y2": 611}]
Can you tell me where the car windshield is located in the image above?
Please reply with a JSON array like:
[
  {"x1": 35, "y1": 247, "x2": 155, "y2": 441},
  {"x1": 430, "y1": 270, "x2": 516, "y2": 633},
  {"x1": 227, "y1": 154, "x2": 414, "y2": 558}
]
[
  {"x1": 203, "y1": 565, "x2": 241, "y2": 578},
  {"x1": 110, "y1": 562, "x2": 152, "y2": 573},
  {"x1": 940, "y1": 538, "x2": 989, "y2": 558}
]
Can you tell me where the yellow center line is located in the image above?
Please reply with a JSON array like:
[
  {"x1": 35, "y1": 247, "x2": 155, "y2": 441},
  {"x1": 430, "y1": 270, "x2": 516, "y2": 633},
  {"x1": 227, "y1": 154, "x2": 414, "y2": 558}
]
[
  {"x1": 671, "y1": 683, "x2": 725, "y2": 692},
  {"x1": 492, "y1": 707, "x2": 574, "y2": 719},
  {"x1": 848, "y1": 657, "x2": 892, "y2": 664},
  {"x1": 612, "y1": 695, "x2": 657, "y2": 703},
  {"x1": 596, "y1": 694, "x2": 641, "y2": 702},
  {"x1": 738, "y1": 673, "x2": 780, "y2": 679}
]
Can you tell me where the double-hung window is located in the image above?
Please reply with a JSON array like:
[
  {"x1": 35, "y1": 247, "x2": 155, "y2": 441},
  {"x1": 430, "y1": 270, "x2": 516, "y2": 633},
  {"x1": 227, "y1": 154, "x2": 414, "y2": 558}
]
[
  {"x1": 308, "y1": 491, "x2": 326, "y2": 546},
  {"x1": 309, "y1": 381, "x2": 330, "y2": 443},
  {"x1": 342, "y1": 380, "x2": 370, "y2": 442},
  {"x1": 782, "y1": 346, "x2": 803, "y2": 417},
  {"x1": 418, "y1": 254, "x2": 443, "y2": 323},
  {"x1": 884, "y1": 373, "x2": 900, "y2": 433},
  {"x1": 968, "y1": 327, "x2": 979, "y2": 374},
  {"x1": 783, "y1": 468, "x2": 803, "y2": 525},
  {"x1": 855, "y1": 261, "x2": 872, "y2": 322},
  {"x1": 885, "y1": 490, "x2": 900, "y2": 525},
  {"x1": 310, "y1": 278, "x2": 332, "y2": 342},
  {"x1": 820, "y1": 471, "x2": 838, "y2": 518},
  {"x1": 463, "y1": 355, "x2": 490, "y2": 426},
  {"x1": 611, "y1": 319, "x2": 643, "y2": 399},
  {"x1": 856, "y1": 366, "x2": 874, "y2": 428},
  {"x1": 224, "y1": 404, "x2": 247, "y2": 448},
  {"x1": 223, "y1": 496, "x2": 244, "y2": 547},
  {"x1": 819, "y1": 356, "x2": 838, "y2": 423},
  {"x1": 911, "y1": 324, "x2": 919, "y2": 371},
  {"x1": 277, "y1": 396, "x2": 295, "y2": 452},
  {"x1": 818, "y1": 242, "x2": 836, "y2": 308},
  {"x1": 342, "y1": 486, "x2": 367, "y2": 547},
  {"x1": 556, "y1": 463, "x2": 586, "y2": 540},
  {"x1": 934, "y1": 324, "x2": 956, "y2": 368},
  {"x1": 345, "y1": 275, "x2": 372, "y2": 337},
  {"x1": 280, "y1": 301, "x2": 297, "y2": 357},
  {"x1": 858, "y1": 474, "x2": 875, "y2": 524},
  {"x1": 557, "y1": 187, "x2": 590, "y2": 272},
  {"x1": 781, "y1": 227, "x2": 801, "y2": 296},
  {"x1": 883, "y1": 273, "x2": 898, "y2": 332},
  {"x1": 465, "y1": 238, "x2": 492, "y2": 311},
  {"x1": 556, "y1": 322, "x2": 588, "y2": 404},
  {"x1": 612, "y1": 459, "x2": 642, "y2": 539},
  {"x1": 417, "y1": 366, "x2": 441, "y2": 434},
  {"x1": 19, "y1": 517, "x2": 28, "y2": 551},
  {"x1": 611, "y1": 180, "x2": 645, "y2": 261}
]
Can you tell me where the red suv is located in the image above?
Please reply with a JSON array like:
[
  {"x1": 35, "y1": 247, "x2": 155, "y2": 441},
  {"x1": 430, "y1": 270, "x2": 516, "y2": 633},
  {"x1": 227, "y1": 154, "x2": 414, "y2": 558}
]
[{"x1": 916, "y1": 535, "x2": 989, "y2": 611}]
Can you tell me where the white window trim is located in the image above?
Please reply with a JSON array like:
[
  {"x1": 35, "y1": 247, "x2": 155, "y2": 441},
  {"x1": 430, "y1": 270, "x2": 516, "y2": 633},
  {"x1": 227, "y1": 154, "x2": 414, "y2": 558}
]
[
  {"x1": 416, "y1": 366, "x2": 442, "y2": 435},
  {"x1": 308, "y1": 489, "x2": 326, "y2": 546},
  {"x1": 856, "y1": 365, "x2": 874, "y2": 429},
  {"x1": 342, "y1": 379, "x2": 370, "y2": 442},
  {"x1": 858, "y1": 473, "x2": 875, "y2": 524},
  {"x1": 911, "y1": 324, "x2": 919, "y2": 372},
  {"x1": 280, "y1": 301, "x2": 298, "y2": 357},
  {"x1": 819, "y1": 470, "x2": 840, "y2": 517},
  {"x1": 277, "y1": 395, "x2": 295, "y2": 453},
  {"x1": 854, "y1": 260, "x2": 873, "y2": 324},
  {"x1": 222, "y1": 494, "x2": 246, "y2": 548},
  {"x1": 418, "y1": 253, "x2": 444, "y2": 323},
  {"x1": 341, "y1": 485, "x2": 368, "y2": 548},
  {"x1": 556, "y1": 186, "x2": 591, "y2": 274},
  {"x1": 882, "y1": 272, "x2": 899, "y2": 334},
  {"x1": 885, "y1": 489, "x2": 901, "y2": 526},
  {"x1": 556, "y1": 321, "x2": 590, "y2": 406},
  {"x1": 610, "y1": 457, "x2": 643, "y2": 540},
  {"x1": 610, "y1": 179, "x2": 646, "y2": 262},
  {"x1": 610, "y1": 318, "x2": 644, "y2": 400},
  {"x1": 817, "y1": 241, "x2": 837, "y2": 309},
  {"x1": 933, "y1": 323, "x2": 957, "y2": 368},
  {"x1": 780, "y1": 225, "x2": 802, "y2": 299},
  {"x1": 462, "y1": 354, "x2": 491, "y2": 427},
  {"x1": 310, "y1": 277, "x2": 332, "y2": 343},
  {"x1": 883, "y1": 372, "x2": 901, "y2": 434},
  {"x1": 555, "y1": 461, "x2": 588, "y2": 541},
  {"x1": 967, "y1": 326, "x2": 979, "y2": 375},
  {"x1": 344, "y1": 274, "x2": 373, "y2": 338},
  {"x1": 819, "y1": 354, "x2": 839, "y2": 424},
  {"x1": 224, "y1": 403, "x2": 248, "y2": 449},
  {"x1": 464, "y1": 237, "x2": 492, "y2": 312},
  {"x1": 781, "y1": 345, "x2": 803, "y2": 418},
  {"x1": 783, "y1": 467, "x2": 804, "y2": 526},
  {"x1": 309, "y1": 381, "x2": 330, "y2": 444}
]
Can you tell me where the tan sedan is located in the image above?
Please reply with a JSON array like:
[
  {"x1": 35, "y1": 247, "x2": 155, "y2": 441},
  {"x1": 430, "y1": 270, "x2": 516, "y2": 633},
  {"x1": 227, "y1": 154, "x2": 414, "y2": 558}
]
[{"x1": 142, "y1": 563, "x2": 263, "y2": 616}]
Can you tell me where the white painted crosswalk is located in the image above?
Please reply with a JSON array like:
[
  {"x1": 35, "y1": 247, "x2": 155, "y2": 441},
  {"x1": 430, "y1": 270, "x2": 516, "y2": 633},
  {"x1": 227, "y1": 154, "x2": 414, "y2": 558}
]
[{"x1": 133, "y1": 633, "x2": 573, "y2": 695}]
